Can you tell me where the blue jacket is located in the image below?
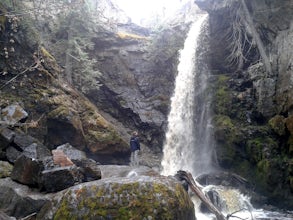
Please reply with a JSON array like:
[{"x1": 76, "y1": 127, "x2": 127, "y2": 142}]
[{"x1": 130, "y1": 136, "x2": 140, "y2": 152}]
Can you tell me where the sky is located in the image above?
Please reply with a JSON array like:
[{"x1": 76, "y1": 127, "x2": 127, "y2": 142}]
[{"x1": 112, "y1": 0, "x2": 187, "y2": 24}]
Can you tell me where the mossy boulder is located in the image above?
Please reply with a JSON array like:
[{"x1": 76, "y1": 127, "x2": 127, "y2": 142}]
[
  {"x1": 37, "y1": 176, "x2": 195, "y2": 220},
  {"x1": 43, "y1": 85, "x2": 128, "y2": 160},
  {"x1": 255, "y1": 158, "x2": 293, "y2": 207},
  {"x1": 286, "y1": 115, "x2": 293, "y2": 135},
  {"x1": 269, "y1": 115, "x2": 286, "y2": 136}
]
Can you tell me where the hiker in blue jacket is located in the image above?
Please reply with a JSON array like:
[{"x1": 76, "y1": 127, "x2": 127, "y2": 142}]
[{"x1": 130, "y1": 131, "x2": 140, "y2": 166}]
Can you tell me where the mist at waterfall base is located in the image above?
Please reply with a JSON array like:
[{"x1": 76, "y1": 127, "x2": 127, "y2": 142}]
[{"x1": 160, "y1": 13, "x2": 292, "y2": 220}]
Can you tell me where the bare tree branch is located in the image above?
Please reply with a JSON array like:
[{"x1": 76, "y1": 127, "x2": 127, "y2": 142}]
[{"x1": 0, "y1": 62, "x2": 39, "y2": 90}]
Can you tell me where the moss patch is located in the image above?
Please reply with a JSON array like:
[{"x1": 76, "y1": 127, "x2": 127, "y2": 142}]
[
  {"x1": 213, "y1": 75, "x2": 232, "y2": 115},
  {"x1": 52, "y1": 179, "x2": 194, "y2": 220},
  {"x1": 268, "y1": 115, "x2": 286, "y2": 136},
  {"x1": 0, "y1": 161, "x2": 13, "y2": 178},
  {"x1": 246, "y1": 137, "x2": 278, "y2": 163},
  {"x1": 40, "y1": 46, "x2": 55, "y2": 61}
]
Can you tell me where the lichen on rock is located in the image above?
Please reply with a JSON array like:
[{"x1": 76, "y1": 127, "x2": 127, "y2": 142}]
[{"x1": 37, "y1": 176, "x2": 195, "y2": 220}]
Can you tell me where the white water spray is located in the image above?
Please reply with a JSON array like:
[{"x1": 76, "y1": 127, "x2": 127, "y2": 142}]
[{"x1": 161, "y1": 14, "x2": 214, "y2": 176}]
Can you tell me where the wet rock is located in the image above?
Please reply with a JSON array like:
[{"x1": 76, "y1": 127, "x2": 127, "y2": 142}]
[
  {"x1": 40, "y1": 166, "x2": 83, "y2": 192},
  {"x1": 196, "y1": 172, "x2": 253, "y2": 192},
  {"x1": 196, "y1": 172, "x2": 267, "y2": 208},
  {"x1": 0, "y1": 161, "x2": 13, "y2": 178},
  {"x1": 37, "y1": 175, "x2": 195, "y2": 220},
  {"x1": 195, "y1": 0, "x2": 293, "y2": 210},
  {"x1": 253, "y1": 78, "x2": 276, "y2": 118},
  {"x1": 1, "y1": 104, "x2": 28, "y2": 125},
  {"x1": 0, "y1": 178, "x2": 50, "y2": 219}
]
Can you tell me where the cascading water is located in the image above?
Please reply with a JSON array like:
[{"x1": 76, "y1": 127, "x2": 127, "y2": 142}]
[
  {"x1": 160, "y1": 10, "x2": 293, "y2": 220},
  {"x1": 161, "y1": 13, "x2": 214, "y2": 177}
]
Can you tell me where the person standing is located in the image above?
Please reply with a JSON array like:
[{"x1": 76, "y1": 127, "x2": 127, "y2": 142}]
[{"x1": 130, "y1": 131, "x2": 140, "y2": 166}]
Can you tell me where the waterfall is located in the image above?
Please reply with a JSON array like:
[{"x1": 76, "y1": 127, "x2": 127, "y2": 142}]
[
  {"x1": 160, "y1": 9, "x2": 293, "y2": 220},
  {"x1": 161, "y1": 13, "x2": 215, "y2": 177}
]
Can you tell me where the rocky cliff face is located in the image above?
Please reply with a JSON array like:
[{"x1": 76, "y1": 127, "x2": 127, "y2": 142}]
[
  {"x1": 0, "y1": 0, "x2": 193, "y2": 165},
  {"x1": 16, "y1": 0, "x2": 193, "y2": 158},
  {"x1": 195, "y1": 0, "x2": 293, "y2": 209}
]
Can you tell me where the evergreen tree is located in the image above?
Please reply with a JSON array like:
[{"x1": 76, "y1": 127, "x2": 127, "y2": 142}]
[{"x1": 61, "y1": 0, "x2": 101, "y2": 92}]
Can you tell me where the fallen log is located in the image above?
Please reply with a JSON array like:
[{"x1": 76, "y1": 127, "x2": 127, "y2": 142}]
[{"x1": 176, "y1": 170, "x2": 227, "y2": 220}]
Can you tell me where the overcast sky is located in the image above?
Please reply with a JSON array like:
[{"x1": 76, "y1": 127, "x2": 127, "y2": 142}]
[{"x1": 112, "y1": 0, "x2": 187, "y2": 24}]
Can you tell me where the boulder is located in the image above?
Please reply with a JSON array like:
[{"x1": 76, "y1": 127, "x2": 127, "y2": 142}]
[
  {"x1": 52, "y1": 149, "x2": 74, "y2": 167},
  {"x1": 56, "y1": 143, "x2": 87, "y2": 163},
  {"x1": 6, "y1": 130, "x2": 51, "y2": 163},
  {"x1": 269, "y1": 115, "x2": 286, "y2": 136},
  {"x1": 13, "y1": 130, "x2": 44, "y2": 151},
  {"x1": 9, "y1": 138, "x2": 52, "y2": 186},
  {"x1": 40, "y1": 166, "x2": 83, "y2": 192},
  {"x1": 0, "y1": 127, "x2": 15, "y2": 150},
  {"x1": 0, "y1": 178, "x2": 50, "y2": 219},
  {"x1": 6, "y1": 146, "x2": 22, "y2": 163},
  {"x1": 53, "y1": 143, "x2": 101, "y2": 181},
  {"x1": 285, "y1": 115, "x2": 293, "y2": 135},
  {"x1": 10, "y1": 155, "x2": 44, "y2": 186},
  {"x1": 37, "y1": 175, "x2": 195, "y2": 220},
  {"x1": 1, "y1": 103, "x2": 28, "y2": 126},
  {"x1": 75, "y1": 158, "x2": 101, "y2": 182},
  {"x1": 23, "y1": 143, "x2": 51, "y2": 159}
]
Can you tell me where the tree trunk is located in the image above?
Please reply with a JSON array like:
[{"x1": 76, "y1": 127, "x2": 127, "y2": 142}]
[
  {"x1": 65, "y1": 28, "x2": 73, "y2": 85},
  {"x1": 176, "y1": 170, "x2": 227, "y2": 220},
  {"x1": 241, "y1": 0, "x2": 272, "y2": 74}
]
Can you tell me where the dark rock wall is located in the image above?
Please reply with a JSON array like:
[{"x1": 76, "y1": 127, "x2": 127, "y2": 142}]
[
  {"x1": 87, "y1": 25, "x2": 188, "y2": 152},
  {"x1": 196, "y1": 0, "x2": 293, "y2": 209}
]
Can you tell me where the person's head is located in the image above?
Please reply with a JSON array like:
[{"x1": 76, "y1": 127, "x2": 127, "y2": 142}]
[{"x1": 132, "y1": 131, "x2": 138, "y2": 137}]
